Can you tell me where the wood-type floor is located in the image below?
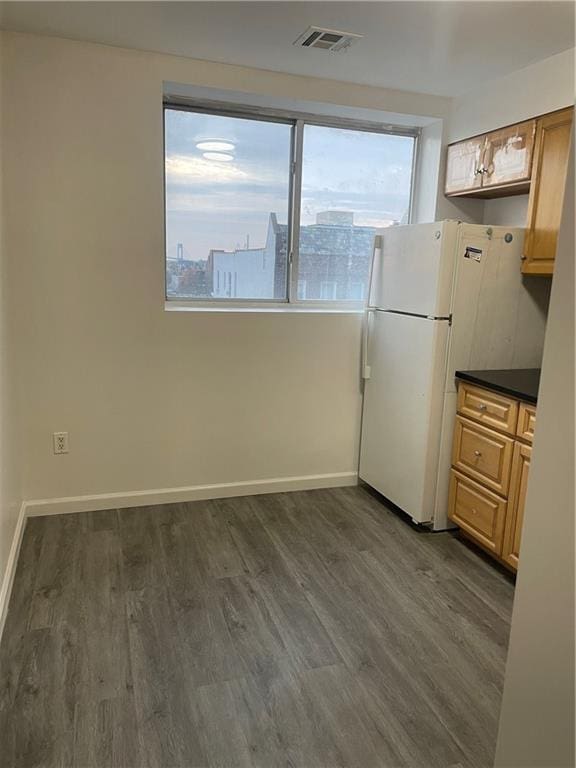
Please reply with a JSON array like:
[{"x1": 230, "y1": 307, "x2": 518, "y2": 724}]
[{"x1": 0, "y1": 486, "x2": 514, "y2": 768}]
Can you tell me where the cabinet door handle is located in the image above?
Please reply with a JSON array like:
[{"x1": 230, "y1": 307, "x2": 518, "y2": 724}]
[{"x1": 474, "y1": 450, "x2": 482, "y2": 457}]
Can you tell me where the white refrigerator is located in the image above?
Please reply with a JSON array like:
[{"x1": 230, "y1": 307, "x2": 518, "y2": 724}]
[{"x1": 359, "y1": 220, "x2": 549, "y2": 530}]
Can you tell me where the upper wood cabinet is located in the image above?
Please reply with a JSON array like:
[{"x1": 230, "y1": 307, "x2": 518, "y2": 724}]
[
  {"x1": 481, "y1": 121, "x2": 536, "y2": 189},
  {"x1": 522, "y1": 107, "x2": 573, "y2": 275},
  {"x1": 445, "y1": 120, "x2": 535, "y2": 197},
  {"x1": 445, "y1": 137, "x2": 486, "y2": 195}
]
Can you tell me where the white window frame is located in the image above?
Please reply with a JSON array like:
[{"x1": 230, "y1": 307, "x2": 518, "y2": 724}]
[{"x1": 164, "y1": 100, "x2": 420, "y2": 311}]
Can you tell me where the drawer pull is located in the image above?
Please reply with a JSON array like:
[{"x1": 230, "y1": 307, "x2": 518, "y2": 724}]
[
  {"x1": 478, "y1": 404, "x2": 487, "y2": 411},
  {"x1": 472, "y1": 508, "x2": 478, "y2": 515},
  {"x1": 474, "y1": 450, "x2": 482, "y2": 457}
]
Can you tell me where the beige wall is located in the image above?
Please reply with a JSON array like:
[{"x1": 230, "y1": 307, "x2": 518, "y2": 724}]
[
  {"x1": 494, "y1": 138, "x2": 574, "y2": 767},
  {"x1": 448, "y1": 47, "x2": 575, "y2": 144},
  {"x1": 0, "y1": 31, "x2": 22, "y2": 623},
  {"x1": 0, "y1": 32, "x2": 450, "y2": 505}
]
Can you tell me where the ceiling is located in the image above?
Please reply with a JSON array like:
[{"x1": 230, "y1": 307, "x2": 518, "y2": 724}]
[{"x1": 0, "y1": 1, "x2": 573, "y2": 97}]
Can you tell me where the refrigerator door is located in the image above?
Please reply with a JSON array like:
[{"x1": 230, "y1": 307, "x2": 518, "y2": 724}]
[
  {"x1": 370, "y1": 221, "x2": 459, "y2": 316},
  {"x1": 359, "y1": 311, "x2": 450, "y2": 524}
]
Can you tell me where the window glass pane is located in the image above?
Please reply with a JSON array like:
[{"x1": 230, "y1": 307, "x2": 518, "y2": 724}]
[
  {"x1": 298, "y1": 125, "x2": 415, "y2": 301},
  {"x1": 165, "y1": 109, "x2": 292, "y2": 300}
]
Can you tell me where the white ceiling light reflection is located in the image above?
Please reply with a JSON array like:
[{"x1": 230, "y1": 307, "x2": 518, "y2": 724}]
[
  {"x1": 202, "y1": 152, "x2": 234, "y2": 162},
  {"x1": 196, "y1": 140, "x2": 236, "y2": 152}
]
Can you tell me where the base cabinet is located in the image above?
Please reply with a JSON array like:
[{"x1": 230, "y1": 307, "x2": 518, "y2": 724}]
[
  {"x1": 502, "y1": 443, "x2": 532, "y2": 569},
  {"x1": 449, "y1": 470, "x2": 507, "y2": 555},
  {"x1": 448, "y1": 382, "x2": 535, "y2": 571}
]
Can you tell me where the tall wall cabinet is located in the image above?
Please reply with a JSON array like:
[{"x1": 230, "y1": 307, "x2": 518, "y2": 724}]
[
  {"x1": 445, "y1": 107, "x2": 573, "y2": 276},
  {"x1": 522, "y1": 108, "x2": 573, "y2": 275}
]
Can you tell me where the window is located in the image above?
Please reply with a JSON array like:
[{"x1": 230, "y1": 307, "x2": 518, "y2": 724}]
[
  {"x1": 349, "y1": 282, "x2": 365, "y2": 301},
  {"x1": 320, "y1": 281, "x2": 338, "y2": 301},
  {"x1": 164, "y1": 105, "x2": 417, "y2": 306}
]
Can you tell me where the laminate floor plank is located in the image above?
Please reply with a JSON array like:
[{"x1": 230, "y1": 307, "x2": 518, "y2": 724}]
[
  {"x1": 226, "y1": 497, "x2": 341, "y2": 671},
  {"x1": 125, "y1": 585, "x2": 207, "y2": 768},
  {"x1": 73, "y1": 695, "x2": 142, "y2": 768},
  {"x1": 192, "y1": 499, "x2": 249, "y2": 580},
  {"x1": 157, "y1": 510, "x2": 248, "y2": 689},
  {"x1": 0, "y1": 486, "x2": 514, "y2": 768},
  {"x1": 0, "y1": 517, "x2": 46, "y2": 713}
]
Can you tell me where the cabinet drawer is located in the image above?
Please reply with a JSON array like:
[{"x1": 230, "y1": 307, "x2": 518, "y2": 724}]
[
  {"x1": 517, "y1": 402, "x2": 536, "y2": 443},
  {"x1": 448, "y1": 470, "x2": 507, "y2": 554},
  {"x1": 457, "y1": 383, "x2": 518, "y2": 435},
  {"x1": 452, "y1": 416, "x2": 514, "y2": 495}
]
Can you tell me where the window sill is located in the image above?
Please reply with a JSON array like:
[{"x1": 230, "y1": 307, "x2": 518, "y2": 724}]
[{"x1": 165, "y1": 302, "x2": 364, "y2": 314}]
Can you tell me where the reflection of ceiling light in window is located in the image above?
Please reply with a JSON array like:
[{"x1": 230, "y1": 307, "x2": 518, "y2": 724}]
[
  {"x1": 197, "y1": 140, "x2": 235, "y2": 152},
  {"x1": 203, "y1": 152, "x2": 234, "y2": 162}
]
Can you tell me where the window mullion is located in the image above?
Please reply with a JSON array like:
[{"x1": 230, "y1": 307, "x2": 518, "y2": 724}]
[{"x1": 288, "y1": 120, "x2": 304, "y2": 303}]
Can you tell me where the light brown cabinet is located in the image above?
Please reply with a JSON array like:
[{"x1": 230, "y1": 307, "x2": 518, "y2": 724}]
[
  {"x1": 449, "y1": 470, "x2": 507, "y2": 555},
  {"x1": 456, "y1": 382, "x2": 518, "y2": 436},
  {"x1": 445, "y1": 107, "x2": 573, "y2": 276},
  {"x1": 482, "y1": 120, "x2": 536, "y2": 189},
  {"x1": 522, "y1": 108, "x2": 573, "y2": 275},
  {"x1": 502, "y1": 442, "x2": 532, "y2": 569},
  {"x1": 445, "y1": 120, "x2": 535, "y2": 197},
  {"x1": 448, "y1": 381, "x2": 536, "y2": 571},
  {"x1": 445, "y1": 137, "x2": 486, "y2": 195},
  {"x1": 516, "y1": 403, "x2": 536, "y2": 443},
  {"x1": 452, "y1": 416, "x2": 514, "y2": 496}
]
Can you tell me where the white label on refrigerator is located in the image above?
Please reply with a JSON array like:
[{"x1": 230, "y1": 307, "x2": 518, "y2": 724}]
[{"x1": 464, "y1": 246, "x2": 482, "y2": 262}]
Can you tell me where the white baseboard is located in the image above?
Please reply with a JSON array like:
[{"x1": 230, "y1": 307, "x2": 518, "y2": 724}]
[
  {"x1": 0, "y1": 501, "x2": 27, "y2": 642},
  {"x1": 24, "y1": 471, "x2": 358, "y2": 517}
]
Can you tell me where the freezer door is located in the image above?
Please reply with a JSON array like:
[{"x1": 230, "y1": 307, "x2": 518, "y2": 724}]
[
  {"x1": 370, "y1": 221, "x2": 459, "y2": 316},
  {"x1": 359, "y1": 311, "x2": 450, "y2": 524}
]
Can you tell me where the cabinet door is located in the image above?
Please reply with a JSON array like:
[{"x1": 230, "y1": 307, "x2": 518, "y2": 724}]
[
  {"x1": 482, "y1": 120, "x2": 535, "y2": 188},
  {"x1": 523, "y1": 107, "x2": 573, "y2": 275},
  {"x1": 445, "y1": 137, "x2": 485, "y2": 195},
  {"x1": 502, "y1": 442, "x2": 532, "y2": 570}
]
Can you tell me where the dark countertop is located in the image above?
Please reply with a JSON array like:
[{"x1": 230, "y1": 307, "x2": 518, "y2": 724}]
[{"x1": 455, "y1": 368, "x2": 540, "y2": 404}]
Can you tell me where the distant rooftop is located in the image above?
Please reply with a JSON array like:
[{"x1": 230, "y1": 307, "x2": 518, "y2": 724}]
[{"x1": 316, "y1": 210, "x2": 354, "y2": 226}]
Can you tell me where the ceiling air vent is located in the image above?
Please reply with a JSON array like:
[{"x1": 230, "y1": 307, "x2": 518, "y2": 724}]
[{"x1": 293, "y1": 26, "x2": 363, "y2": 53}]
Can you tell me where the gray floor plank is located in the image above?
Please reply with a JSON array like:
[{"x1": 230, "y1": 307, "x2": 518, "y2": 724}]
[
  {"x1": 194, "y1": 499, "x2": 249, "y2": 579},
  {"x1": 125, "y1": 586, "x2": 207, "y2": 768},
  {"x1": 0, "y1": 486, "x2": 514, "y2": 768}
]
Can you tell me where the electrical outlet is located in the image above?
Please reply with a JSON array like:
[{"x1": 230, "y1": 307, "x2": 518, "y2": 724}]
[{"x1": 53, "y1": 431, "x2": 69, "y2": 454}]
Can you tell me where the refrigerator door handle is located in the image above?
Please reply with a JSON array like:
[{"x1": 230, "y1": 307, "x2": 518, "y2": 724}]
[
  {"x1": 367, "y1": 234, "x2": 382, "y2": 309},
  {"x1": 362, "y1": 308, "x2": 376, "y2": 380},
  {"x1": 362, "y1": 233, "x2": 383, "y2": 382}
]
